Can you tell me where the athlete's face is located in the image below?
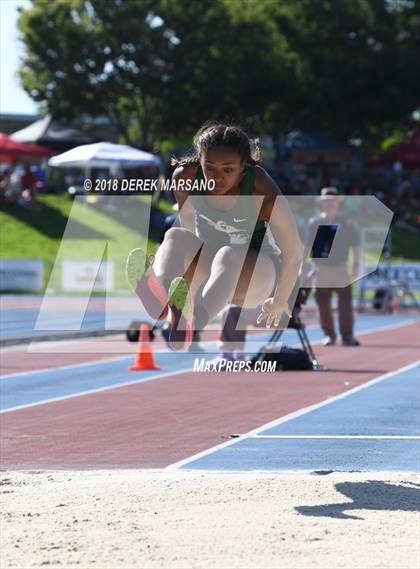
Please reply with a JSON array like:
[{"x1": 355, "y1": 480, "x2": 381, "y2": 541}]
[{"x1": 200, "y1": 147, "x2": 244, "y2": 193}]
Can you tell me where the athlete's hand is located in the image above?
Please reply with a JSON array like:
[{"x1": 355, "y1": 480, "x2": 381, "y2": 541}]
[{"x1": 256, "y1": 297, "x2": 292, "y2": 329}]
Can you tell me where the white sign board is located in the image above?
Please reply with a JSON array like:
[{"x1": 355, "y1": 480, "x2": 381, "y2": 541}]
[
  {"x1": 0, "y1": 259, "x2": 44, "y2": 291},
  {"x1": 360, "y1": 263, "x2": 420, "y2": 291},
  {"x1": 61, "y1": 260, "x2": 114, "y2": 292}
]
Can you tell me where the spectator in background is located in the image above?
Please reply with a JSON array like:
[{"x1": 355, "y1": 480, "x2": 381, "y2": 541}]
[
  {"x1": 20, "y1": 165, "x2": 37, "y2": 192},
  {"x1": 304, "y1": 187, "x2": 362, "y2": 347},
  {"x1": 0, "y1": 168, "x2": 12, "y2": 205},
  {"x1": 18, "y1": 165, "x2": 38, "y2": 209}
]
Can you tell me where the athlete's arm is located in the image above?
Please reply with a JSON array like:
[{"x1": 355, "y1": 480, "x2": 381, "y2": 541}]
[
  {"x1": 172, "y1": 165, "x2": 198, "y2": 233},
  {"x1": 255, "y1": 167, "x2": 303, "y2": 325}
]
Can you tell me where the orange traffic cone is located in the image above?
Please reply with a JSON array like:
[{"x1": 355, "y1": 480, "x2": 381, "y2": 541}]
[{"x1": 128, "y1": 323, "x2": 161, "y2": 371}]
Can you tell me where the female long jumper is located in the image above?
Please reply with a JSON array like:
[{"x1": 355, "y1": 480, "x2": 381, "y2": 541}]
[{"x1": 127, "y1": 122, "x2": 303, "y2": 351}]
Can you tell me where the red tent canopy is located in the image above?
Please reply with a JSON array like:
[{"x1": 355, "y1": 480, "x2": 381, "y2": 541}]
[
  {"x1": 373, "y1": 131, "x2": 420, "y2": 168},
  {"x1": 0, "y1": 132, "x2": 51, "y2": 162}
]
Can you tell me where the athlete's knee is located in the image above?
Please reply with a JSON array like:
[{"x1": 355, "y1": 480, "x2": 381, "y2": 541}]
[
  {"x1": 164, "y1": 227, "x2": 200, "y2": 248},
  {"x1": 214, "y1": 246, "x2": 243, "y2": 267},
  {"x1": 164, "y1": 227, "x2": 189, "y2": 240}
]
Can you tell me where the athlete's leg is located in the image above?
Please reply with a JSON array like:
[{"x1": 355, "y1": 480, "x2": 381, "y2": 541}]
[
  {"x1": 153, "y1": 227, "x2": 212, "y2": 294},
  {"x1": 151, "y1": 228, "x2": 218, "y2": 350},
  {"x1": 232, "y1": 249, "x2": 277, "y2": 307},
  {"x1": 164, "y1": 238, "x2": 217, "y2": 351},
  {"x1": 194, "y1": 246, "x2": 277, "y2": 329},
  {"x1": 126, "y1": 248, "x2": 170, "y2": 320},
  {"x1": 127, "y1": 228, "x2": 211, "y2": 324},
  {"x1": 219, "y1": 305, "x2": 260, "y2": 355}
]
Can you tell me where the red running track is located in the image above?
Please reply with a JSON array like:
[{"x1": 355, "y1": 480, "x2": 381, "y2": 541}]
[{"x1": 1, "y1": 322, "x2": 418, "y2": 470}]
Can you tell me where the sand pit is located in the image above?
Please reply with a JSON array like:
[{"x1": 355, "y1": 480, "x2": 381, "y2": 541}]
[{"x1": 1, "y1": 470, "x2": 419, "y2": 568}]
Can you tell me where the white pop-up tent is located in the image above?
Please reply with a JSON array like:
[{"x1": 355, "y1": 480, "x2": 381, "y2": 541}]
[{"x1": 48, "y1": 141, "x2": 161, "y2": 168}]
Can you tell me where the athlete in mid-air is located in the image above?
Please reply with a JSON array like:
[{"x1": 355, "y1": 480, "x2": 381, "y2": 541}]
[{"x1": 126, "y1": 121, "x2": 303, "y2": 351}]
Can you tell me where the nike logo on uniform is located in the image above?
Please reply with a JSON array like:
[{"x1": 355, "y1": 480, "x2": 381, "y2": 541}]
[{"x1": 233, "y1": 218, "x2": 247, "y2": 222}]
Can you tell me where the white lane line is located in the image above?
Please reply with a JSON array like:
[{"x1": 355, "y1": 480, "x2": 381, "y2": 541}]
[
  {"x1": 0, "y1": 355, "x2": 131, "y2": 381},
  {"x1": 167, "y1": 360, "x2": 420, "y2": 469},
  {"x1": 0, "y1": 367, "x2": 193, "y2": 414},
  {"x1": 250, "y1": 435, "x2": 420, "y2": 440}
]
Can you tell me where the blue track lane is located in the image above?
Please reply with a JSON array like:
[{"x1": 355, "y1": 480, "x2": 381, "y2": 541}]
[
  {"x1": 0, "y1": 314, "x2": 417, "y2": 411},
  {"x1": 1, "y1": 295, "x2": 153, "y2": 339},
  {"x1": 0, "y1": 352, "x2": 198, "y2": 411},
  {"x1": 180, "y1": 363, "x2": 420, "y2": 472},
  {"x1": 0, "y1": 309, "x2": 141, "y2": 339}
]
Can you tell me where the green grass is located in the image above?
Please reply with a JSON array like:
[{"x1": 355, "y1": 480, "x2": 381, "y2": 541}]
[
  {"x1": 0, "y1": 193, "x2": 74, "y2": 268},
  {"x1": 0, "y1": 193, "x2": 164, "y2": 292}
]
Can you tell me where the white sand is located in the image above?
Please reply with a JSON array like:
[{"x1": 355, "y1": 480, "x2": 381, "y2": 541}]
[{"x1": 1, "y1": 470, "x2": 419, "y2": 569}]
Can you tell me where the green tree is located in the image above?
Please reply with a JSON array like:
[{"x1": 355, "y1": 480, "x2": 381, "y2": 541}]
[
  {"x1": 17, "y1": 0, "x2": 419, "y2": 148},
  {"x1": 267, "y1": 0, "x2": 420, "y2": 144},
  {"x1": 154, "y1": 0, "x2": 295, "y2": 138},
  {"x1": 17, "y1": 0, "x2": 289, "y2": 145},
  {"x1": 18, "y1": 0, "x2": 174, "y2": 145}
]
